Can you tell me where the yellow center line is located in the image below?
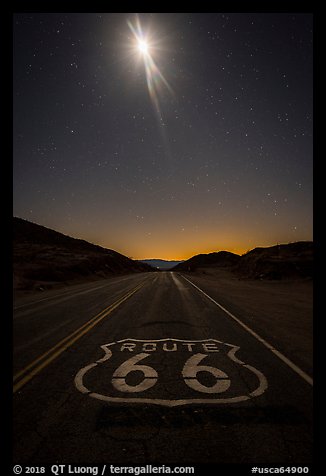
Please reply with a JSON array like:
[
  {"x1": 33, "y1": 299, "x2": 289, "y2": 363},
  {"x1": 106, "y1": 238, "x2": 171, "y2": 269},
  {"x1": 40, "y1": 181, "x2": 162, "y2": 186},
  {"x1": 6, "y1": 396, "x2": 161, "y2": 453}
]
[{"x1": 13, "y1": 281, "x2": 145, "y2": 393}]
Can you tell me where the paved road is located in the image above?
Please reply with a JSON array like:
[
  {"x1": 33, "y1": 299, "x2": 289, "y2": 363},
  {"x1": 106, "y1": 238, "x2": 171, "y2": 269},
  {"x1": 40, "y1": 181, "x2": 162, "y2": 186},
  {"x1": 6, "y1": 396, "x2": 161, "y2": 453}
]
[{"x1": 13, "y1": 271, "x2": 313, "y2": 465}]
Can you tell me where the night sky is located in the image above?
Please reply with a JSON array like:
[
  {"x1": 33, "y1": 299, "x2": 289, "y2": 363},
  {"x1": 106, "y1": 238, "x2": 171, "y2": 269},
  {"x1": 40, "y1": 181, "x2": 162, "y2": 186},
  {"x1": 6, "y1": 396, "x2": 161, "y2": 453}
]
[{"x1": 13, "y1": 12, "x2": 313, "y2": 260}]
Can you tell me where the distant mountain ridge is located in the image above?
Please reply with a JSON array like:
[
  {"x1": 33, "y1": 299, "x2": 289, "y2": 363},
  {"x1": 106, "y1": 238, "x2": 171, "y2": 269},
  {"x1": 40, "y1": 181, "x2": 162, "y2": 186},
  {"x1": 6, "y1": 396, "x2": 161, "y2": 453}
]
[
  {"x1": 13, "y1": 217, "x2": 152, "y2": 291},
  {"x1": 140, "y1": 259, "x2": 184, "y2": 270}
]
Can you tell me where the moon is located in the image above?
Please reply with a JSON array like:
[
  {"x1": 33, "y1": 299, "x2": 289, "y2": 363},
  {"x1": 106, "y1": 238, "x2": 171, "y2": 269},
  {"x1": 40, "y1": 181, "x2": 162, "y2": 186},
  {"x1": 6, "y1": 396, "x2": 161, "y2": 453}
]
[
  {"x1": 137, "y1": 39, "x2": 149, "y2": 55},
  {"x1": 127, "y1": 15, "x2": 174, "y2": 118}
]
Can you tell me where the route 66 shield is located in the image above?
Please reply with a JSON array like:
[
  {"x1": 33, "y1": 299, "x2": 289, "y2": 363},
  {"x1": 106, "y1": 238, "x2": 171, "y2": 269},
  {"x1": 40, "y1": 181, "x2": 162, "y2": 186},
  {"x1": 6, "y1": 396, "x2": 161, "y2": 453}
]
[{"x1": 74, "y1": 338, "x2": 268, "y2": 406}]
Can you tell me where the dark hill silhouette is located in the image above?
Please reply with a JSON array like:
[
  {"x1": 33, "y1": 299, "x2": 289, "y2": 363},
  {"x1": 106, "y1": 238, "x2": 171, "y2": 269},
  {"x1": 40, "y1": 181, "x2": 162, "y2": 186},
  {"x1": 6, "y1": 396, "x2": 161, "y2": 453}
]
[
  {"x1": 173, "y1": 251, "x2": 240, "y2": 271},
  {"x1": 13, "y1": 217, "x2": 152, "y2": 290},
  {"x1": 172, "y1": 242, "x2": 313, "y2": 280},
  {"x1": 235, "y1": 241, "x2": 313, "y2": 280}
]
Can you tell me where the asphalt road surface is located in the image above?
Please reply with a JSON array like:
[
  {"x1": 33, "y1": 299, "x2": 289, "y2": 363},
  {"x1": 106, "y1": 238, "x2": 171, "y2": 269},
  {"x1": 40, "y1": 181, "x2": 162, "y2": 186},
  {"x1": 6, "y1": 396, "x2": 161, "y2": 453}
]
[{"x1": 13, "y1": 271, "x2": 313, "y2": 466}]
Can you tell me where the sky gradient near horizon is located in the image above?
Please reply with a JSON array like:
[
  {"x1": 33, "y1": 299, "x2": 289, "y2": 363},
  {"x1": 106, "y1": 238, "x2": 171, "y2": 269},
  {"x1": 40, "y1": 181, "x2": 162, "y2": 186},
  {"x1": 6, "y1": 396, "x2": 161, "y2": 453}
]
[{"x1": 13, "y1": 12, "x2": 313, "y2": 260}]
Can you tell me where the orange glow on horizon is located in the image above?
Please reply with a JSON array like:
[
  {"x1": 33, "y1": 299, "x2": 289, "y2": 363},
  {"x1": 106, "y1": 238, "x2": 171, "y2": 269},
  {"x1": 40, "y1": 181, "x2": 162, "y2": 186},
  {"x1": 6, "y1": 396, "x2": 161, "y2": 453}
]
[
  {"x1": 101, "y1": 240, "x2": 300, "y2": 262},
  {"x1": 134, "y1": 247, "x2": 251, "y2": 261},
  {"x1": 45, "y1": 217, "x2": 312, "y2": 263}
]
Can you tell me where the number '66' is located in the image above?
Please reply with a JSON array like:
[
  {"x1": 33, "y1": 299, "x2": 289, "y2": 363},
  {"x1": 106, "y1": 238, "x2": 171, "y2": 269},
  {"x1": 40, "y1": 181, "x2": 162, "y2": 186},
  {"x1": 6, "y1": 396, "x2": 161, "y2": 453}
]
[{"x1": 111, "y1": 352, "x2": 231, "y2": 394}]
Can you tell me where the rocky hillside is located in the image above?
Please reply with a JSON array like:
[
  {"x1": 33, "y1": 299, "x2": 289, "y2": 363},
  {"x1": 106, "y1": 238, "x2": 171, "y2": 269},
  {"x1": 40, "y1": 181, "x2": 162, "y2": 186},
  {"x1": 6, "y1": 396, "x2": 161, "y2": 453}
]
[
  {"x1": 13, "y1": 217, "x2": 152, "y2": 290},
  {"x1": 235, "y1": 241, "x2": 313, "y2": 280},
  {"x1": 172, "y1": 242, "x2": 313, "y2": 280}
]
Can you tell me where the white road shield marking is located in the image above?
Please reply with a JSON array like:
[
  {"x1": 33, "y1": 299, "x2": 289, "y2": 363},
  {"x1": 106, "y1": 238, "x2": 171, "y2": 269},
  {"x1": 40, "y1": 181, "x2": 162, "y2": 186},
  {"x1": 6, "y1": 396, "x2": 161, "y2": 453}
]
[{"x1": 75, "y1": 338, "x2": 268, "y2": 407}]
